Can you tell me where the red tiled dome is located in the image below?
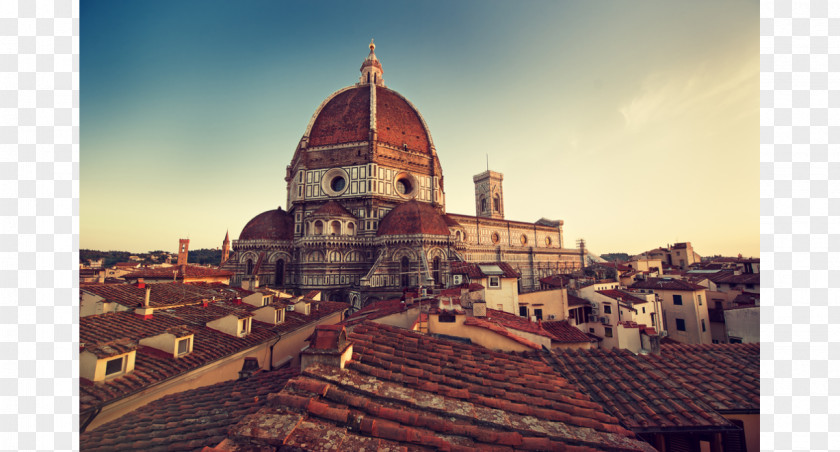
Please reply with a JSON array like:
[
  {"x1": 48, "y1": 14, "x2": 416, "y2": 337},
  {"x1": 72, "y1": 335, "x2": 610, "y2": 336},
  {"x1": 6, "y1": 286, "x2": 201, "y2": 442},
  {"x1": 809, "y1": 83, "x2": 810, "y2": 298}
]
[
  {"x1": 307, "y1": 85, "x2": 432, "y2": 154},
  {"x1": 239, "y1": 208, "x2": 294, "y2": 241},
  {"x1": 377, "y1": 200, "x2": 449, "y2": 236}
]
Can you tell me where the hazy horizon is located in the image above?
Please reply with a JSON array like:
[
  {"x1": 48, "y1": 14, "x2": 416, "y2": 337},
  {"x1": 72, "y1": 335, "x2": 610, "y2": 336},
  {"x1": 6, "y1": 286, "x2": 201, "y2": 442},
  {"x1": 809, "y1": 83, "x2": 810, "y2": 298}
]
[{"x1": 81, "y1": 0, "x2": 758, "y2": 258}]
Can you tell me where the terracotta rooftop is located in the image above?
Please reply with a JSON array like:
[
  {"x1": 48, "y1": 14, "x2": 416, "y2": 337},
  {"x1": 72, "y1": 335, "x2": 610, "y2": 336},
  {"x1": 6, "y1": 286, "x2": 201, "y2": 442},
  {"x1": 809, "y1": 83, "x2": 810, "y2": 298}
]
[
  {"x1": 596, "y1": 289, "x2": 649, "y2": 305},
  {"x1": 568, "y1": 293, "x2": 591, "y2": 307},
  {"x1": 715, "y1": 272, "x2": 760, "y2": 285},
  {"x1": 732, "y1": 292, "x2": 760, "y2": 306},
  {"x1": 450, "y1": 261, "x2": 520, "y2": 279},
  {"x1": 311, "y1": 200, "x2": 355, "y2": 217},
  {"x1": 79, "y1": 299, "x2": 348, "y2": 416},
  {"x1": 541, "y1": 320, "x2": 597, "y2": 343},
  {"x1": 540, "y1": 274, "x2": 573, "y2": 288},
  {"x1": 629, "y1": 278, "x2": 706, "y2": 292},
  {"x1": 81, "y1": 281, "x2": 244, "y2": 309},
  {"x1": 376, "y1": 200, "x2": 450, "y2": 236},
  {"x1": 483, "y1": 308, "x2": 559, "y2": 341},
  {"x1": 596, "y1": 261, "x2": 632, "y2": 272},
  {"x1": 341, "y1": 298, "x2": 415, "y2": 328},
  {"x1": 122, "y1": 265, "x2": 233, "y2": 281},
  {"x1": 80, "y1": 367, "x2": 298, "y2": 452},
  {"x1": 521, "y1": 342, "x2": 759, "y2": 434},
  {"x1": 215, "y1": 322, "x2": 655, "y2": 451},
  {"x1": 238, "y1": 207, "x2": 294, "y2": 241}
]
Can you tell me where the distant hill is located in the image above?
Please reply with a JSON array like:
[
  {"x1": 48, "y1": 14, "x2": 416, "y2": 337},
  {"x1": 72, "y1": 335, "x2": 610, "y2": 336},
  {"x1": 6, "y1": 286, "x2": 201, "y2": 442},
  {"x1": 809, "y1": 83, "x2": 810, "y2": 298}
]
[
  {"x1": 599, "y1": 253, "x2": 630, "y2": 262},
  {"x1": 80, "y1": 248, "x2": 222, "y2": 267}
]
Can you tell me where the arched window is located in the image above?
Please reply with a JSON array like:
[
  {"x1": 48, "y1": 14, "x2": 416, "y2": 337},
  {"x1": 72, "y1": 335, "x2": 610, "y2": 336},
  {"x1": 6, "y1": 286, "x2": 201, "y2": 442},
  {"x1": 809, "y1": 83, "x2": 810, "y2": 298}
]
[
  {"x1": 246, "y1": 259, "x2": 254, "y2": 275},
  {"x1": 480, "y1": 196, "x2": 487, "y2": 212},
  {"x1": 493, "y1": 194, "x2": 501, "y2": 212},
  {"x1": 432, "y1": 257, "x2": 441, "y2": 286},
  {"x1": 455, "y1": 230, "x2": 461, "y2": 241},
  {"x1": 330, "y1": 251, "x2": 341, "y2": 262},
  {"x1": 275, "y1": 259, "x2": 284, "y2": 287},
  {"x1": 400, "y1": 257, "x2": 410, "y2": 288},
  {"x1": 347, "y1": 222, "x2": 355, "y2": 236},
  {"x1": 314, "y1": 221, "x2": 323, "y2": 235},
  {"x1": 331, "y1": 221, "x2": 341, "y2": 236}
]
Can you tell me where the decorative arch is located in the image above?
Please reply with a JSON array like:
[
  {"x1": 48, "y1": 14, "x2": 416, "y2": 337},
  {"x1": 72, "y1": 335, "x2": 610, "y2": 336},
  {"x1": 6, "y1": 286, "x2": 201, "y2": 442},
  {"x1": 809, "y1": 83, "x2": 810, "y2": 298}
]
[
  {"x1": 314, "y1": 220, "x2": 324, "y2": 235},
  {"x1": 329, "y1": 251, "x2": 342, "y2": 262},
  {"x1": 307, "y1": 250, "x2": 325, "y2": 263},
  {"x1": 392, "y1": 247, "x2": 417, "y2": 263},
  {"x1": 344, "y1": 250, "x2": 363, "y2": 262},
  {"x1": 330, "y1": 221, "x2": 341, "y2": 235}
]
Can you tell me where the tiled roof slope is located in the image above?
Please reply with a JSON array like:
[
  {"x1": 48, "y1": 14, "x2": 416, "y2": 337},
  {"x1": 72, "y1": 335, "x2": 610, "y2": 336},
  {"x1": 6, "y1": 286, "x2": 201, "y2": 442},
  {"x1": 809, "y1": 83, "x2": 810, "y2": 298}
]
[
  {"x1": 341, "y1": 298, "x2": 413, "y2": 328},
  {"x1": 81, "y1": 367, "x2": 298, "y2": 452},
  {"x1": 462, "y1": 317, "x2": 543, "y2": 349},
  {"x1": 450, "y1": 261, "x2": 520, "y2": 278},
  {"x1": 81, "y1": 281, "x2": 242, "y2": 309},
  {"x1": 308, "y1": 85, "x2": 371, "y2": 147},
  {"x1": 219, "y1": 322, "x2": 655, "y2": 451},
  {"x1": 596, "y1": 289, "x2": 649, "y2": 304},
  {"x1": 376, "y1": 200, "x2": 450, "y2": 236},
  {"x1": 542, "y1": 320, "x2": 596, "y2": 343},
  {"x1": 521, "y1": 343, "x2": 759, "y2": 433},
  {"x1": 484, "y1": 308, "x2": 558, "y2": 340},
  {"x1": 629, "y1": 278, "x2": 705, "y2": 292},
  {"x1": 311, "y1": 200, "x2": 355, "y2": 217},
  {"x1": 657, "y1": 343, "x2": 759, "y2": 413},
  {"x1": 568, "y1": 293, "x2": 591, "y2": 306},
  {"x1": 79, "y1": 300, "x2": 348, "y2": 414},
  {"x1": 123, "y1": 265, "x2": 233, "y2": 280}
]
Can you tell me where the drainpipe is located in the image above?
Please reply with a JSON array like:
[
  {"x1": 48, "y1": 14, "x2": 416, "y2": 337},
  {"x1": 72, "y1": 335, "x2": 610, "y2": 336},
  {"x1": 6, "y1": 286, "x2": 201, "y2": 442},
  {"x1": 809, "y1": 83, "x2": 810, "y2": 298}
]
[{"x1": 268, "y1": 333, "x2": 283, "y2": 371}]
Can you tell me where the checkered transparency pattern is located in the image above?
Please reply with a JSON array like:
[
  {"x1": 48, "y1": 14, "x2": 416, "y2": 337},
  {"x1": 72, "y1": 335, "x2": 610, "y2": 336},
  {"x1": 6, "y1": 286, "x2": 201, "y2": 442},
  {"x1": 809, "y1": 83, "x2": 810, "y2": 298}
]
[
  {"x1": 0, "y1": 1, "x2": 77, "y2": 451},
  {"x1": 760, "y1": 1, "x2": 838, "y2": 451}
]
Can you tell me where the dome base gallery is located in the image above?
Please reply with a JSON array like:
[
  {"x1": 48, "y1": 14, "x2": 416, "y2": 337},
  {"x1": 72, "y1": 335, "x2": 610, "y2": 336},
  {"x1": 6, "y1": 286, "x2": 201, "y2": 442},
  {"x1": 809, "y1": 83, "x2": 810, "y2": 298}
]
[{"x1": 221, "y1": 43, "x2": 584, "y2": 310}]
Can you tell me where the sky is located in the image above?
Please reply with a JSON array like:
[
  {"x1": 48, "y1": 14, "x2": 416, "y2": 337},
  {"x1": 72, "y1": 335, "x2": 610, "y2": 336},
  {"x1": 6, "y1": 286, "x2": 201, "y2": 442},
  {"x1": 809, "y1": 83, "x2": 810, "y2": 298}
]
[{"x1": 81, "y1": 0, "x2": 758, "y2": 257}]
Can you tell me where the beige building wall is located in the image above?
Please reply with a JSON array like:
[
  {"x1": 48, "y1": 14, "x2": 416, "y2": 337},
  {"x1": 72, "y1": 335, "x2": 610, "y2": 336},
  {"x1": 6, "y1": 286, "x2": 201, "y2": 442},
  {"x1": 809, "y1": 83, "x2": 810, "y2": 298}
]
[
  {"x1": 651, "y1": 288, "x2": 712, "y2": 345},
  {"x1": 616, "y1": 324, "x2": 642, "y2": 353},
  {"x1": 517, "y1": 289, "x2": 568, "y2": 321},
  {"x1": 723, "y1": 307, "x2": 760, "y2": 343},
  {"x1": 481, "y1": 276, "x2": 518, "y2": 314},
  {"x1": 725, "y1": 413, "x2": 759, "y2": 452},
  {"x1": 427, "y1": 313, "x2": 534, "y2": 352}
]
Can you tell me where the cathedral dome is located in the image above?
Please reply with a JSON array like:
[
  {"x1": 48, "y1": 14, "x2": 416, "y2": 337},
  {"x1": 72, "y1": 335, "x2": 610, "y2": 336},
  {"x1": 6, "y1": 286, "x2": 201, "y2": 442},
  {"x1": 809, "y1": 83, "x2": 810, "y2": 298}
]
[
  {"x1": 303, "y1": 41, "x2": 434, "y2": 155},
  {"x1": 239, "y1": 207, "x2": 294, "y2": 241},
  {"x1": 377, "y1": 200, "x2": 450, "y2": 236},
  {"x1": 306, "y1": 85, "x2": 432, "y2": 154}
]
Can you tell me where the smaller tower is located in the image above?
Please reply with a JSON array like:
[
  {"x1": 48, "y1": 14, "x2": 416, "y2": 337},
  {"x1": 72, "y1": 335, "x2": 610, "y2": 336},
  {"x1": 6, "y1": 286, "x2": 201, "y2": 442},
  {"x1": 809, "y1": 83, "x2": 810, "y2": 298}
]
[
  {"x1": 359, "y1": 39, "x2": 384, "y2": 86},
  {"x1": 221, "y1": 230, "x2": 230, "y2": 265},
  {"x1": 473, "y1": 170, "x2": 504, "y2": 219},
  {"x1": 177, "y1": 238, "x2": 190, "y2": 265}
]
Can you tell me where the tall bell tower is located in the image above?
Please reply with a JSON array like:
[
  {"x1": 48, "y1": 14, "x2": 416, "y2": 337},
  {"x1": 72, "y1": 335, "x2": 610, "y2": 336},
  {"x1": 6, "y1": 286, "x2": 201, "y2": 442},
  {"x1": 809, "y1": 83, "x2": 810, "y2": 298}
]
[
  {"x1": 473, "y1": 170, "x2": 504, "y2": 219},
  {"x1": 177, "y1": 238, "x2": 190, "y2": 265}
]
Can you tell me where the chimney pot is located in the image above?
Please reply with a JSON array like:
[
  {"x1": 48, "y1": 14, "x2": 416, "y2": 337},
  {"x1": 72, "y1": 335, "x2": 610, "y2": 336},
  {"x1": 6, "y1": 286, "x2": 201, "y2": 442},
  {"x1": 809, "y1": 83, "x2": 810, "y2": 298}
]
[{"x1": 144, "y1": 286, "x2": 151, "y2": 307}]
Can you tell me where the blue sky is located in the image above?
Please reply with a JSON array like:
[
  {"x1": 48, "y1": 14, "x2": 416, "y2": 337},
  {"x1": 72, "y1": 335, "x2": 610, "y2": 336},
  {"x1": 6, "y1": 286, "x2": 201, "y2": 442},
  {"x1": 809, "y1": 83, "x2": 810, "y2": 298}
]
[{"x1": 81, "y1": 0, "x2": 758, "y2": 256}]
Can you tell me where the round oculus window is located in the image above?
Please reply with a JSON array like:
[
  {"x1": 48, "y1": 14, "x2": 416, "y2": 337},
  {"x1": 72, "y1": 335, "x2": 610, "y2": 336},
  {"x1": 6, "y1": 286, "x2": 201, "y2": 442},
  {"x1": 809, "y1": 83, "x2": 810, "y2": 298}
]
[
  {"x1": 321, "y1": 168, "x2": 350, "y2": 196},
  {"x1": 396, "y1": 178, "x2": 412, "y2": 195},
  {"x1": 330, "y1": 176, "x2": 346, "y2": 192},
  {"x1": 393, "y1": 172, "x2": 418, "y2": 199},
  {"x1": 491, "y1": 232, "x2": 500, "y2": 244},
  {"x1": 545, "y1": 237, "x2": 552, "y2": 246},
  {"x1": 520, "y1": 235, "x2": 528, "y2": 245}
]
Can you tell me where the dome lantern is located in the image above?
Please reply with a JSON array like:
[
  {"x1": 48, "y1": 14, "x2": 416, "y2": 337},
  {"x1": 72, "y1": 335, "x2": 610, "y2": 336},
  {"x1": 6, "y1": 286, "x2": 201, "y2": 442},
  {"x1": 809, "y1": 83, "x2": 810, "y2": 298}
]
[{"x1": 360, "y1": 39, "x2": 384, "y2": 86}]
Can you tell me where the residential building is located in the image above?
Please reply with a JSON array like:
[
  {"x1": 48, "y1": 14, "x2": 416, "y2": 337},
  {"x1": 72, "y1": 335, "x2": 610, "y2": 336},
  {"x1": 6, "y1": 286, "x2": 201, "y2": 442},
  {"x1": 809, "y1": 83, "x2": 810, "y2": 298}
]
[
  {"x1": 449, "y1": 261, "x2": 520, "y2": 314},
  {"x1": 80, "y1": 294, "x2": 347, "y2": 431},
  {"x1": 630, "y1": 278, "x2": 712, "y2": 345}
]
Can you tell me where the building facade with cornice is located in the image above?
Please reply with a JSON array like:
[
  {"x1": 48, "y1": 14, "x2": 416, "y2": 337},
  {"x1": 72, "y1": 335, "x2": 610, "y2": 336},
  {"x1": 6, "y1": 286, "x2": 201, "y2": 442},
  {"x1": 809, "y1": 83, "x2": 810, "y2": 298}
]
[{"x1": 222, "y1": 42, "x2": 585, "y2": 309}]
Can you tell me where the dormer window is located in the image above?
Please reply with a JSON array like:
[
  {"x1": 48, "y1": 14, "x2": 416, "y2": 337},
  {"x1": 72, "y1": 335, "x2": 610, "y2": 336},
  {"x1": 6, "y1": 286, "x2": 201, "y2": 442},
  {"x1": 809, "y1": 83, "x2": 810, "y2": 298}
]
[
  {"x1": 262, "y1": 296, "x2": 271, "y2": 306},
  {"x1": 276, "y1": 310, "x2": 284, "y2": 324},
  {"x1": 240, "y1": 318, "x2": 251, "y2": 335},
  {"x1": 177, "y1": 338, "x2": 191, "y2": 356},
  {"x1": 488, "y1": 276, "x2": 500, "y2": 288},
  {"x1": 105, "y1": 357, "x2": 124, "y2": 377}
]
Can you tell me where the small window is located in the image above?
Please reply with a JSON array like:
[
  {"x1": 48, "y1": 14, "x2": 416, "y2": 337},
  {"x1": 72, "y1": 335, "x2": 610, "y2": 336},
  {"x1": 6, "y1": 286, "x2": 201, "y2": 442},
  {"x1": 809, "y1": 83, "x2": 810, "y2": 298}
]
[
  {"x1": 603, "y1": 304, "x2": 612, "y2": 314},
  {"x1": 263, "y1": 296, "x2": 270, "y2": 306},
  {"x1": 276, "y1": 310, "x2": 283, "y2": 324},
  {"x1": 604, "y1": 327, "x2": 613, "y2": 338},
  {"x1": 439, "y1": 312, "x2": 456, "y2": 323},
  {"x1": 673, "y1": 294, "x2": 683, "y2": 305},
  {"x1": 105, "y1": 356, "x2": 124, "y2": 376},
  {"x1": 701, "y1": 319, "x2": 706, "y2": 332},
  {"x1": 489, "y1": 276, "x2": 500, "y2": 288},
  {"x1": 642, "y1": 307, "x2": 646, "y2": 313},
  {"x1": 519, "y1": 306, "x2": 528, "y2": 317},
  {"x1": 589, "y1": 328, "x2": 595, "y2": 333},
  {"x1": 697, "y1": 294, "x2": 703, "y2": 306},
  {"x1": 241, "y1": 318, "x2": 251, "y2": 335},
  {"x1": 534, "y1": 309, "x2": 543, "y2": 320},
  {"x1": 676, "y1": 318, "x2": 686, "y2": 331},
  {"x1": 177, "y1": 338, "x2": 190, "y2": 355}
]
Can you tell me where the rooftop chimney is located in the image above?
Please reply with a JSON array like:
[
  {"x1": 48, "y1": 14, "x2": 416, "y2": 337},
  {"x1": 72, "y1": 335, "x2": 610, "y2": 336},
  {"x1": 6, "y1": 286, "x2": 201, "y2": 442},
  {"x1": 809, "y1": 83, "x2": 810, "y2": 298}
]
[
  {"x1": 136, "y1": 278, "x2": 145, "y2": 289},
  {"x1": 473, "y1": 300, "x2": 486, "y2": 318},
  {"x1": 301, "y1": 325, "x2": 353, "y2": 372},
  {"x1": 144, "y1": 286, "x2": 151, "y2": 307}
]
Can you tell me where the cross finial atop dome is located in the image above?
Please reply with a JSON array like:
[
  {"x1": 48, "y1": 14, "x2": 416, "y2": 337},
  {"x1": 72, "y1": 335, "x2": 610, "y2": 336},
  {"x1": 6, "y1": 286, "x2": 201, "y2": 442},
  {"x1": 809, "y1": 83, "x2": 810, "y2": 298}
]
[{"x1": 360, "y1": 39, "x2": 384, "y2": 86}]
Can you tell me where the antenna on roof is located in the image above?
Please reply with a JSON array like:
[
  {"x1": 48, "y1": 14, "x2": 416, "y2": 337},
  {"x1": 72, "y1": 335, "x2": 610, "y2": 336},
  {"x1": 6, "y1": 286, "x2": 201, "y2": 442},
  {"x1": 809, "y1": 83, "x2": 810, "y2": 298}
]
[{"x1": 486, "y1": 154, "x2": 489, "y2": 171}]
